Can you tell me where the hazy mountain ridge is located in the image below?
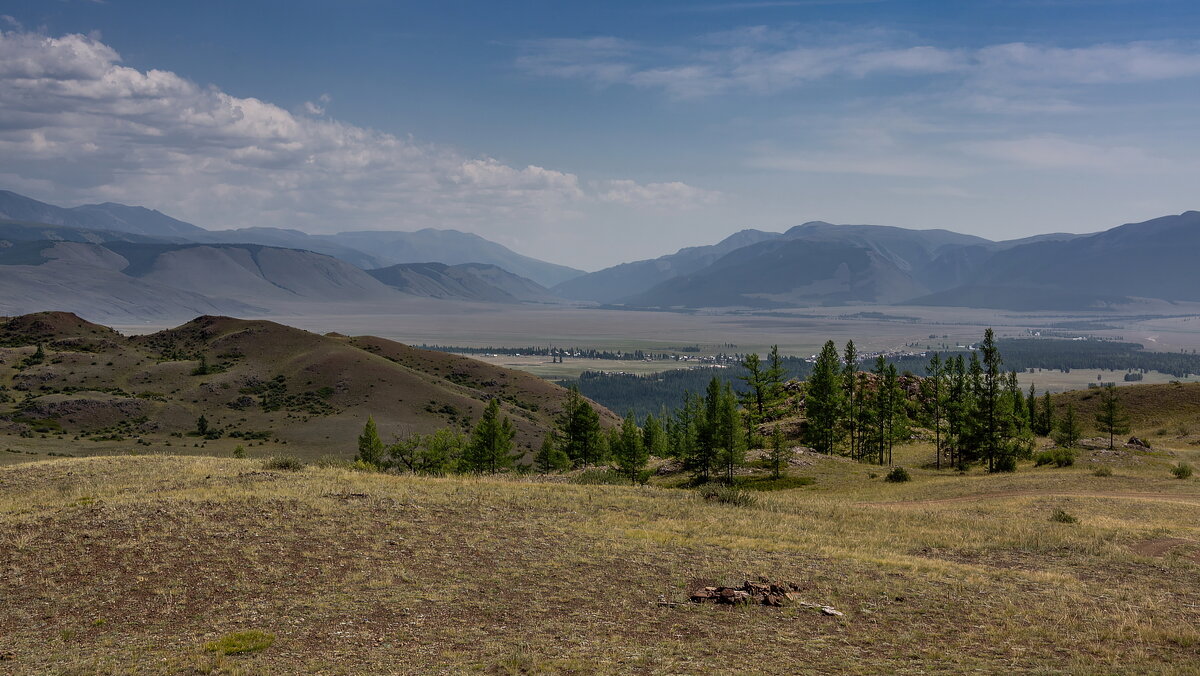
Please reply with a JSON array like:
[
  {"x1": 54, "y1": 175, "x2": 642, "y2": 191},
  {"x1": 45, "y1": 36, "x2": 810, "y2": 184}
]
[
  {"x1": 0, "y1": 190, "x2": 583, "y2": 287},
  {"x1": 367, "y1": 262, "x2": 560, "y2": 304}
]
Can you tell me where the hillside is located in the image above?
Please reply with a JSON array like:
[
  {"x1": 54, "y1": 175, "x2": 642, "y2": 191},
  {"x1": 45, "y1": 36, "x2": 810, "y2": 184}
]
[
  {"x1": 367, "y1": 262, "x2": 561, "y2": 304},
  {"x1": 0, "y1": 190, "x2": 204, "y2": 238},
  {"x1": 0, "y1": 312, "x2": 616, "y2": 458},
  {"x1": 2, "y1": 449, "x2": 1199, "y2": 673}
]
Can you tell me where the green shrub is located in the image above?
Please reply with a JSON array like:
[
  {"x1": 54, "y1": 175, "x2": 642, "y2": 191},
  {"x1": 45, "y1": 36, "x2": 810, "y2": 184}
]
[
  {"x1": 884, "y1": 466, "x2": 910, "y2": 483},
  {"x1": 1171, "y1": 462, "x2": 1194, "y2": 480},
  {"x1": 1034, "y1": 448, "x2": 1076, "y2": 468},
  {"x1": 991, "y1": 455, "x2": 1018, "y2": 473},
  {"x1": 232, "y1": 445, "x2": 246, "y2": 459},
  {"x1": 1050, "y1": 508, "x2": 1078, "y2": 524},
  {"x1": 262, "y1": 456, "x2": 305, "y2": 472},
  {"x1": 1093, "y1": 466, "x2": 1113, "y2": 477},
  {"x1": 699, "y1": 483, "x2": 756, "y2": 507},
  {"x1": 204, "y1": 630, "x2": 275, "y2": 655}
]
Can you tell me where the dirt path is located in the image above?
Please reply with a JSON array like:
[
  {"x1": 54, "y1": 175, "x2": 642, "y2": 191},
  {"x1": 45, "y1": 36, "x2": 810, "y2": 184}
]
[{"x1": 864, "y1": 491, "x2": 1200, "y2": 507}]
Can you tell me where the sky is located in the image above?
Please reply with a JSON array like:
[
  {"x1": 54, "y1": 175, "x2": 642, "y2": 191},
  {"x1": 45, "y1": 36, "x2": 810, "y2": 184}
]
[{"x1": 2, "y1": 0, "x2": 1200, "y2": 270}]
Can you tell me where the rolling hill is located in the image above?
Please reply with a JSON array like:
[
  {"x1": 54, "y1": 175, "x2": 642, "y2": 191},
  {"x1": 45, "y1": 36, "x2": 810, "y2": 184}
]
[{"x1": 0, "y1": 312, "x2": 616, "y2": 457}]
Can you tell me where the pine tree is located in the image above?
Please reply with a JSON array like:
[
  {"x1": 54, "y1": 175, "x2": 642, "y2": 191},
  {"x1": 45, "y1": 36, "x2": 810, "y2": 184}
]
[
  {"x1": 463, "y1": 399, "x2": 517, "y2": 474},
  {"x1": 923, "y1": 352, "x2": 945, "y2": 469},
  {"x1": 1054, "y1": 403, "x2": 1083, "y2": 449},
  {"x1": 642, "y1": 412, "x2": 667, "y2": 458},
  {"x1": 1027, "y1": 384, "x2": 1038, "y2": 430},
  {"x1": 804, "y1": 340, "x2": 843, "y2": 455},
  {"x1": 843, "y1": 340, "x2": 860, "y2": 459},
  {"x1": 1039, "y1": 391, "x2": 1054, "y2": 437},
  {"x1": 612, "y1": 412, "x2": 648, "y2": 483},
  {"x1": 767, "y1": 423, "x2": 789, "y2": 479},
  {"x1": 738, "y1": 352, "x2": 767, "y2": 448},
  {"x1": 356, "y1": 416, "x2": 385, "y2": 467},
  {"x1": 687, "y1": 377, "x2": 724, "y2": 481},
  {"x1": 1095, "y1": 385, "x2": 1131, "y2": 450},
  {"x1": 714, "y1": 382, "x2": 744, "y2": 483},
  {"x1": 196, "y1": 414, "x2": 209, "y2": 436},
  {"x1": 533, "y1": 432, "x2": 570, "y2": 473},
  {"x1": 558, "y1": 387, "x2": 603, "y2": 466},
  {"x1": 979, "y1": 328, "x2": 1003, "y2": 471},
  {"x1": 765, "y1": 345, "x2": 787, "y2": 417}
]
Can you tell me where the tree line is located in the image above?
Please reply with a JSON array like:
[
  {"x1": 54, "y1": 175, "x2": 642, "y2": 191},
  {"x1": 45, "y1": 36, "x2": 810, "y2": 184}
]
[{"x1": 354, "y1": 329, "x2": 1135, "y2": 480}]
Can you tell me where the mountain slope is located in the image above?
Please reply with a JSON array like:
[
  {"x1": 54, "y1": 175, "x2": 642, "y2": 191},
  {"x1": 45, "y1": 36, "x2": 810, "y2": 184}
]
[
  {"x1": 552, "y1": 229, "x2": 780, "y2": 303},
  {"x1": 0, "y1": 191, "x2": 204, "y2": 238},
  {"x1": 624, "y1": 238, "x2": 928, "y2": 308},
  {"x1": 368, "y1": 262, "x2": 560, "y2": 304},
  {"x1": 0, "y1": 313, "x2": 617, "y2": 456},
  {"x1": 916, "y1": 211, "x2": 1200, "y2": 309},
  {"x1": 330, "y1": 229, "x2": 585, "y2": 287}
]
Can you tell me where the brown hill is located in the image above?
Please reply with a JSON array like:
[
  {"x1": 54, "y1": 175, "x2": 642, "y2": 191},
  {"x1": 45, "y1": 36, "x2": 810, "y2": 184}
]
[{"x1": 0, "y1": 313, "x2": 616, "y2": 460}]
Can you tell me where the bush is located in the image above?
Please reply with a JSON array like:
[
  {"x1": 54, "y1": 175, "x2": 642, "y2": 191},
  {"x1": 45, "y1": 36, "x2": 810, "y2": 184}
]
[
  {"x1": 991, "y1": 455, "x2": 1018, "y2": 473},
  {"x1": 884, "y1": 466, "x2": 911, "y2": 483},
  {"x1": 262, "y1": 456, "x2": 305, "y2": 472},
  {"x1": 204, "y1": 630, "x2": 275, "y2": 655},
  {"x1": 1171, "y1": 462, "x2": 1194, "y2": 480},
  {"x1": 699, "y1": 483, "x2": 757, "y2": 508},
  {"x1": 1093, "y1": 466, "x2": 1113, "y2": 477},
  {"x1": 1050, "y1": 508, "x2": 1078, "y2": 524},
  {"x1": 1034, "y1": 448, "x2": 1076, "y2": 468}
]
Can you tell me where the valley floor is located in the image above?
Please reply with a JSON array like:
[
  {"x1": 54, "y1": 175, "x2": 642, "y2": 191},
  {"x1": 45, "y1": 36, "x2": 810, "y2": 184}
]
[{"x1": 3, "y1": 449, "x2": 1200, "y2": 674}]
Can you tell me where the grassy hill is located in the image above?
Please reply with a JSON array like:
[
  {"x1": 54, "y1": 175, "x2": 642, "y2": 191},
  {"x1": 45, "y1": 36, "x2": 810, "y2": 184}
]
[
  {"x1": 0, "y1": 312, "x2": 616, "y2": 463},
  {"x1": 2, "y1": 451, "x2": 1199, "y2": 673}
]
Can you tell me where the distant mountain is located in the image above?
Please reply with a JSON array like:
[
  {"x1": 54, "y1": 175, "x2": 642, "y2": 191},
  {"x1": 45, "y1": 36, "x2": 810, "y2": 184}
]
[
  {"x1": 0, "y1": 240, "x2": 400, "y2": 320},
  {"x1": 194, "y1": 227, "x2": 385, "y2": 269},
  {"x1": 624, "y1": 238, "x2": 928, "y2": 308},
  {"x1": 0, "y1": 190, "x2": 584, "y2": 286},
  {"x1": 0, "y1": 218, "x2": 170, "y2": 245},
  {"x1": 367, "y1": 262, "x2": 560, "y2": 304},
  {"x1": 0, "y1": 191, "x2": 204, "y2": 238},
  {"x1": 552, "y1": 229, "x2": 780, "y2": 303},
  {"x1": 330, "y1": 229, "x2": 584, "y2": 287},
  {"x1": 916, "y1": 211, "x2": 1200, "y2": 309}
]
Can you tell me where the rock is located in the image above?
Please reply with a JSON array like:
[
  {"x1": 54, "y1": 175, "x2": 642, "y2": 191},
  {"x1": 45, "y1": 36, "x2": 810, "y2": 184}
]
[
  {"x1": 820, "y1": 606, "x2": 844, "y2": 617},
  {"x1": 1128, "y1": 436, "x2": 1151, "y2": 449}
]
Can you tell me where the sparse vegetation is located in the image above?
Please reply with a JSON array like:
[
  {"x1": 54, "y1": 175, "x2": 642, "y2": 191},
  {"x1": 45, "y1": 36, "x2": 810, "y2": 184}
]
[
  {"x1": 262, "y1": 455, "x2": 305, "y2": 471},
  {"x1": 698, "y1": 482, "x2": 756, "y2": 507},
  {"x1": 884, "y1": 466, "x2": 911, "y2": 482},
  {"x1": 1172, "y1": 462, "x2": 1194, "y2": 480},
  {"x1": 1050, "y1": 508, "x2": 1079, "y2": 524},
  {"x1": 204, "y1": 630, "x2": 276, "y2": 655}
]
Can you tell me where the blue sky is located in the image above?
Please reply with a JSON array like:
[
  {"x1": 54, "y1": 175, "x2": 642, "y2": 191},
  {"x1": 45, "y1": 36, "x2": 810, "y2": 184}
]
[{"x1": 2, "y1": 0, "x2": 1199, "y2": 269}]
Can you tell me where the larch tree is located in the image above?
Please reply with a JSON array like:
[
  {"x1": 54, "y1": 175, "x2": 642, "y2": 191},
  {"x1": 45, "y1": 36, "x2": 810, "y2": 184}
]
[
  {"x1": 356, "y1": 416, "x2": 385, "y2": 467},
  {"x1": 804, "y1": 340, "x2": 843, "y2": 455},
  {"x1": 1095, "y1": 385, "x2": 1131, "y2": 450}
]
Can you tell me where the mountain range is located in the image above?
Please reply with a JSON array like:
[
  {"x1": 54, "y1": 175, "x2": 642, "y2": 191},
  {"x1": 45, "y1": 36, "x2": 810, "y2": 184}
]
[{"x1": 2, "y1": 189, "x2": 1199, "y2": 316}]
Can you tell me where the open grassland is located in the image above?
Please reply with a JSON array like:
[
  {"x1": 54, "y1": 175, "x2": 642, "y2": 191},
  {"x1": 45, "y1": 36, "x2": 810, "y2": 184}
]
[{"x1": 3, "y1": 448, "x2": 1200, "y2": 675}]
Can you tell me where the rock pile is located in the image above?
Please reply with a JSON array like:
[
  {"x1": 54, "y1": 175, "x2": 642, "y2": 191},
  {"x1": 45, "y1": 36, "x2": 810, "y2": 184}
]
[{"x1": 690, "y1": 580, "x2": 799, "y2": 607}]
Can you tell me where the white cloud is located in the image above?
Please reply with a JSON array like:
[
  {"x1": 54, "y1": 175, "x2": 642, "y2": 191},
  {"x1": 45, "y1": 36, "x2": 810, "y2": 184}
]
[
  {"x1": 0, "y1": 30, "x2": 707, "y2": 242},
  {"x1": 593, "y1": 179, "x2": 720, "y2": 207},
  {"x1": 517, "y1": 29, "x2": 1200, "y2": 98}
]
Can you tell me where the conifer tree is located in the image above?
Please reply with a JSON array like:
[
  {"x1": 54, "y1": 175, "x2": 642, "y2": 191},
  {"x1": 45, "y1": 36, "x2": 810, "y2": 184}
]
[
  {"x1": 463, "y1": 399, "x2": 516, "y2": 474},
  {"x1": 923, "y1": 352, "x2": 945, "y2": 469},
  {"x1": 979, "y1": 328, "x2": 1004, "y2": 471},
  {"x1": 843, "y1": 340, "x2": 861, "y2": 459},
  {"x1": 714, "y1": 382, "x2": 744, "y2": 483},
  {"x1": 612, "y1": 412, "x2": 648, "y2": 483},
  {"x1": 1054, "y1": 403, "x2": 1083, "y2": 449},
  {"x1": 642, "y1": 412, "x2": 667, "y2": 458},
  {"x1": 767, "y1": 423, "x2": 789, "y2": 479},
  {"x1": 533, "y1": 432, "x2": 571, "y2": 473},
  {"x1": 558, "y1": 387, "x2": 603, "y2": 466},
  {"x1": 765, "y1": 344, "x2": 787, "y2": 416},
  {"x1": 196, "y1": 414, "x2": 209, "y2": 436},
  {"x1": 1095, "y1": 385, "x2": 1131, "y2": 450},
  {"x1": 805, "y1": 340, "x2": 843, "y2": 455},
  {"x1": 1039, "y1": 391, "x2": 1054, "y2": 437},
  {"x1": 1027, "y1": 384, "x2": 1038, "y2": 430},
  {"x1": 356, "y1": 416, "x2": 385, "y2": 467}
]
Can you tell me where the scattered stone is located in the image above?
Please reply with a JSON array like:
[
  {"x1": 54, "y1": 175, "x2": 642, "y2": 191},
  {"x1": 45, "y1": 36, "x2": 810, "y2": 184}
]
[
  {"x1": 1127, "y1": 436, "x2": 1151, "y2": 449},
  {"x1": 687, "y1": 579, "x2": 827, "y2": 610}
]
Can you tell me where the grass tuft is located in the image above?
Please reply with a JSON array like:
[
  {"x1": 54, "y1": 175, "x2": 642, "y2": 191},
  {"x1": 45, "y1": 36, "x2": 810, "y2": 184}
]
[
  {"x1": 1050, "y1": 508, "x2": 1079, "y2": 524},
  {"x1": 204, "y1": 630, "x2": 275, "y2": 655},
  {"x1": 1171, "y1": 462, "x2": 1194, "y2": 480},
  {"x1": 262, "y1": 456, "x2": 306, "y2": 471}
]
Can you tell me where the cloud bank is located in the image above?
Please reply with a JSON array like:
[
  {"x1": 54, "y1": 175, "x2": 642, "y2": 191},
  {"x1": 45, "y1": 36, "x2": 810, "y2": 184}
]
[{"x1": 0, "y1": 30, "x2": 715, "y2": 251}]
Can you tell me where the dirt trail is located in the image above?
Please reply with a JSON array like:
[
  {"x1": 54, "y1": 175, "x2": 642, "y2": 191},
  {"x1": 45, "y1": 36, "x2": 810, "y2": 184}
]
[{"x1": 864, "y1": 491, "x2": 1200, "y2": 507}]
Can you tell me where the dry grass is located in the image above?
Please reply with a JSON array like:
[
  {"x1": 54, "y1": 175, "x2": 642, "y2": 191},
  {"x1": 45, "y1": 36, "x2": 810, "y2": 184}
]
[{"x1": 2, "y1": 450, "x2": 1200, "y2": 674}]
